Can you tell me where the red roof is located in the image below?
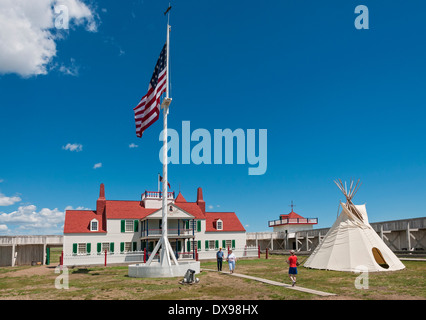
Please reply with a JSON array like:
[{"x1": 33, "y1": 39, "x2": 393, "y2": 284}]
[
  {"x1": 105, "y1": 201, "x2": 157, "y2": 219},
  {"x1": 280, "y1": 210, "x2": 305, "y2": 220},
  {"x1": 64, "y1": 210, "x2": 106, "y2": 234},
  {"x1": 205, "y1": 212, "x2": 246, "y2": 232},
  {"x1": 175, "y1": 192, "x2": 187, "y2": 203}
]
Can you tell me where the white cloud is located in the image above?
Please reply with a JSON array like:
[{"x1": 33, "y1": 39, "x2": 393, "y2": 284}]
[
  {"x1": 64, "y1": 205, "x2": 90, "y2": 210},
  {"x1": 0, "y1": 0, "x2": 98, "y2": 77},
  {"x1": 58, "y1": 57, "x2": 79, "y2": 76},
  {"x1": 129, "y1": 143, "x2": 138, "y2": 148},
  {"x1": 0, "y1": 224, "x2": 8, "y2": 231},
  {"x1": 93, "y1": 163, "x2": 102, "y2": 169},
  {"x1": 0, "y1": 204, "x2": 65, "y2": 234},
  {"x1": 0, "y1": 193, "x2": 22, "y2": 206},
  {"x1": 62, "y1": 143, "x2": 83, "y2": 152}
]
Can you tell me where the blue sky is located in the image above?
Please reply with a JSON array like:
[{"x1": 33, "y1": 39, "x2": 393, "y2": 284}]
[{"x1": 0, "y1": 0, "x2": 425, "y2": 235}]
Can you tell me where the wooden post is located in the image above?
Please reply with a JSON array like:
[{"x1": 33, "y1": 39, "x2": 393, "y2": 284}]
[
  {"x1": 195, "y1": 247, "x2": 198, "y2": 261},
  {"x1": 144, "y1": 248, "x2": 147, "y2": 263},
  {"x1": 258, "y1": 245, "x2": 260, "y2": 258},
  {"x1": 104, "y1": 249, "x2": 107, "y2": 266},
  {"x1": 266, "y1": 247, "x2": 269, "y2": 259}
]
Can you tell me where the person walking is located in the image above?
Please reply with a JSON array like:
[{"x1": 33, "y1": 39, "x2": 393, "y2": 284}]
[
  {"x1": 227, "y1": 249, "x2": 237, "y2": 274},
  {"x1": 216, "y1": 247, "x2": 224, "y2": 271},
  {"x1": 286, "y1": 250, "x2": 298, "y2": 286}
]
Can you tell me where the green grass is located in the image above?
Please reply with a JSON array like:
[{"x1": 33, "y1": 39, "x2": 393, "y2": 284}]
[{"x1": 0, "y1": 255, "x2": 424, "y2": 300}]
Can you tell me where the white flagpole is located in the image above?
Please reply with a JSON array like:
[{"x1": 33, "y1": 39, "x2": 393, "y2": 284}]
[
  {"x1": 160, "y1": 20, "x2": 177, "y2": 267},
  {"x1": 146, "y1": 18, "x2": 176, "y2": 267}
]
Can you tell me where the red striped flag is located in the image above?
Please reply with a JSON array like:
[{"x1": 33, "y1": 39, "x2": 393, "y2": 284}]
[{"x1": 133, "y1": 43, "x2": 167, "y2": 138}]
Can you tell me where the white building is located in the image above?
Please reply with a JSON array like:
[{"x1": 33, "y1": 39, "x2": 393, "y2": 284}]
[{"x1": 62, "y1": 184, "x2": 247, "y2": 265}]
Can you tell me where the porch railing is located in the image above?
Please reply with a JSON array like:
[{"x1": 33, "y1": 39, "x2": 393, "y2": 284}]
[
  {"x1": 268, "y1": 217, "x2": 318, "y2": 227},
  {"x1": 141, "y1": 228, "x2": 194, "y2": 237},
  {"x1": 141, "y1": 191, "x2": 175, "y2": 200}
]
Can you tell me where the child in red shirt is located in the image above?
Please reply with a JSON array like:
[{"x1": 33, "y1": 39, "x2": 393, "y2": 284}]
[{"x1": 286, "y1": 250, "x2": 298, "y2": 286}]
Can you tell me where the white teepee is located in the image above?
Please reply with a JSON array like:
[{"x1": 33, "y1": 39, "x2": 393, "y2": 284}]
[{"x1": 304, "y1": 179, "x2": 405, "y2": 272}]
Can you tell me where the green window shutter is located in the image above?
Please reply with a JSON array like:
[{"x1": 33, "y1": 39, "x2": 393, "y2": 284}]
[
  {"x1": 177, "y1": 241, "x2": 181, "y2": 252},
  {"x1": 215, "y1": 240, "x2": 219, "y2": 249},
  {"x1": 97, "y1": 243, "x2": 101, "y2": 254},
  {"x1": 134, "y1": 220, "x2": 139, "y2": 232},
  {"x1": 110, "y1": 242, "x2": 114, "y2": 253},
  {"x1": 205, "y1": 240, "x2": 209, "y2": 251},
  {"x1": 72, "y1": 243, "x2": 77, "y2": 255},
  {"x1": 197, "y1": 240, "x2": 201, "y2": 250},
  {"x1": 187, "y1": 240, "x2": 191, "y2": 252},
  {"x1": 132, "y1": 242, "x2": 137, "y2": 252},
  {"x1": 120, "y1": 242, "x2": 125, "y2": 253},
  {"x1": 222, "y1": 240, "x2": 226, "y2": 248},
  {"x1": 232, "y1": 240, "x2": 235, "y2": 249},
  {"x1": 185, "y1": 220, "x2": 189, "y2": 229},
  {"x1": 197, "y1": 220, "x2": 201, "y2": 232},
  {"x1": 121, "y1": 220, "x2": 125, "y2": 233},
  {"x1": 86, "y1": 243, "x2": 91, "y2": 254}
]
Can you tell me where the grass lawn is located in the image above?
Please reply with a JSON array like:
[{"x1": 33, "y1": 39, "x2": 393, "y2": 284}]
[{"x1": 0, "y1": 254, "x2": 424, "y2": 300}]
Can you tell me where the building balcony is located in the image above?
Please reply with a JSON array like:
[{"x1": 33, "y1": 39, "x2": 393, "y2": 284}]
[
  {"x1": 268, "y1": 217, "x2": 318, "y2": 227},
  {"x1": 141, "y1": 190, "x2": 175, "y2": 200},
  {"x1": 140, "y1": 228, "x2": 194, "y2": 239}
]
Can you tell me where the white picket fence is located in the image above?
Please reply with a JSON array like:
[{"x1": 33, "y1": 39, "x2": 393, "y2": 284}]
[{"x1": 62, "y1": 246, "x2": 259, "y2": 267}]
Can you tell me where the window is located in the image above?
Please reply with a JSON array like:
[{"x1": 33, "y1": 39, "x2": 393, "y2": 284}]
[
  {"x1": 78, "y1": 243, "x2": 86, "y2": 254},
  {"x1": 90, "y1": 219, "x2": 98, "y2": 231},
  {"x1": 216, "y1": 219, "x2": 223, "y2": 230},
  {"x1": 225, "y1": 240, "x2": 232, "y2": 249},
  {"x1": 102, "y1": 243, "x2": 110, "y2": 253},
  {"x1": 125, "y1": 220, "x2": 134, "y2": 232},
  {"x1": 188, "y1": 240, "x2": 197, "y2": 252},
  {"x1": 121, "y1": 220, "x2": 138, "y2": 233},
  {"x1": 208, "y1": 240, "x2": 216, "y2": 250}
]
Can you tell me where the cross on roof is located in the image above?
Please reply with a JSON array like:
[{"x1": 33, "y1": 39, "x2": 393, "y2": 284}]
[{"x1": 289, "y1": 200, "x2": 296, "y2": 212}]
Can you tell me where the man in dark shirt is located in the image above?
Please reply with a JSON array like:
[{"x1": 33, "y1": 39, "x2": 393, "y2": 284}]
[{"x1": 216, "y1": 247, "x2": 224, "y2": 271}]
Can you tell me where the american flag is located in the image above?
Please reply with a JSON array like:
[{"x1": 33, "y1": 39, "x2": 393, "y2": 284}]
[{"x1": 133, "y1": 43, "x2": 167, "y2": 138}]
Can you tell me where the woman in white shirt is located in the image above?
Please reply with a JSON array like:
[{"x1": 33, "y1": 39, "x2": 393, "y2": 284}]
[{"x1": 227, "y1": 250, "x2": 237, "y2": 274}]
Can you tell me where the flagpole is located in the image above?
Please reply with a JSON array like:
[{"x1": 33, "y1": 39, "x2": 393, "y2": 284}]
[{"x1": 159, "y1": 18, "x2": 177, "y2": 267}]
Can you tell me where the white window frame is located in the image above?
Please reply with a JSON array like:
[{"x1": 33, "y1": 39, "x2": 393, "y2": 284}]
[
  {"x1": 216, "y1": 219, "x2": 223, "y2": 230},
  {"x1": 124, "y1": 242, "x2": 132, "y2": 252},
  {"x1": 125, "y1": 220, "x2": 134, "y2": 232},
  {"x1": 102, "y1": 242, "x2": 110, "y2": 253},
  {"x1": 208, "y1": 240, "x2": 215, "y2": 250},
  {"x1": 78, "y1": 243, "x2": 86, "y2": 255},
  {"x1": 90, "y1": 219, "x2": 98, "y2": 231}
]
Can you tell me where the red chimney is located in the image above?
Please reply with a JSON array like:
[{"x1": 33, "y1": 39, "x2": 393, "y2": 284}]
[
  {"x1": 96, "y1": 183, "x2": 106, "y2": 216},
  {"x1": 196, "y1": 187, "x2": 206, "y2": 214}
]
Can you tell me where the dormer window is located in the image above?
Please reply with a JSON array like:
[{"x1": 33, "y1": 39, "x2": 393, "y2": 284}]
[
  {"x1": 90, "y1": 219, "x2": 98, "y2": 232},
  {"x1": 216, "y1": 219, "x2": 223, "y2": 230}
]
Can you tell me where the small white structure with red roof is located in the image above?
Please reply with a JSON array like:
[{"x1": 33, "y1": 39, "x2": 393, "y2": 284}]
[
  {"x1": 62, "y1": 184, "x2": 247, "y2": 266},
  {"x1": 268, "y1": 202, "x2": 318, "y2": 234}
]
